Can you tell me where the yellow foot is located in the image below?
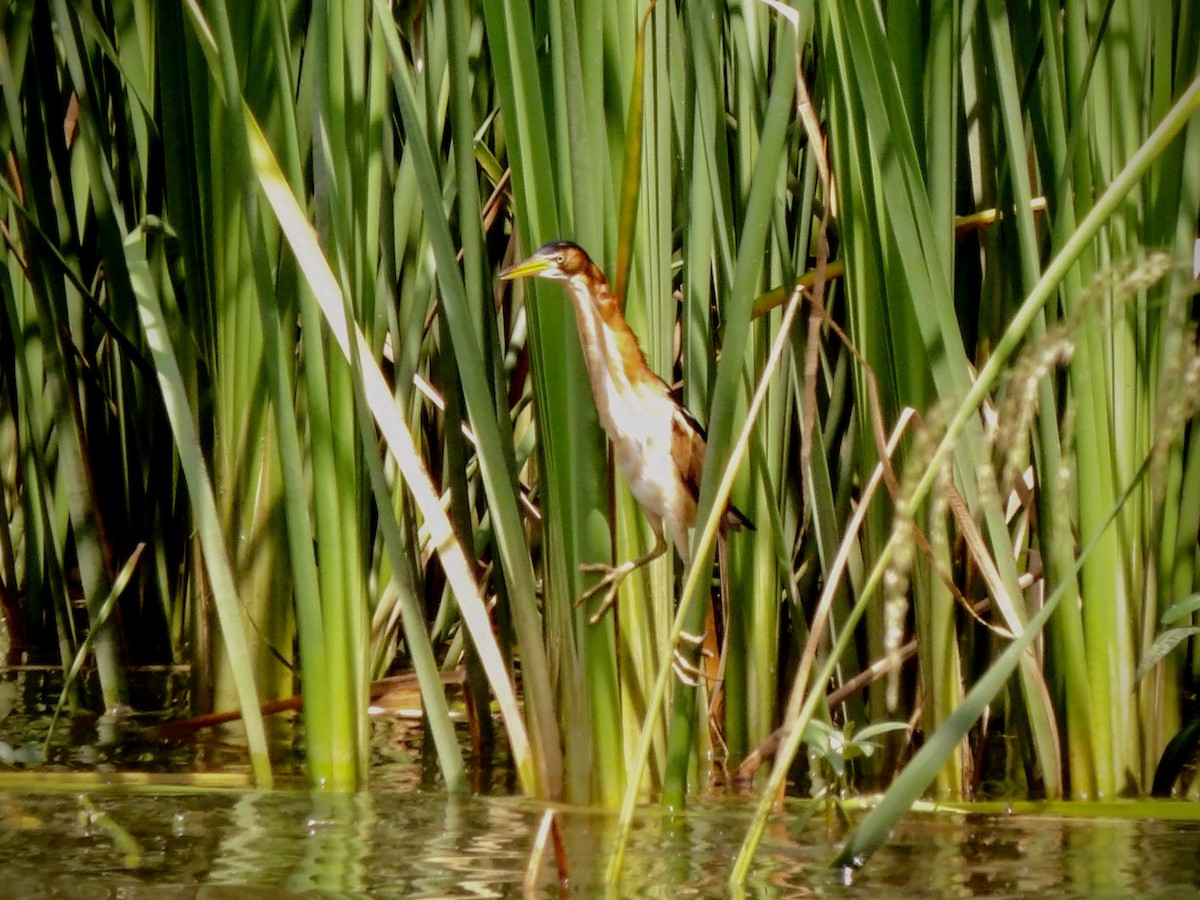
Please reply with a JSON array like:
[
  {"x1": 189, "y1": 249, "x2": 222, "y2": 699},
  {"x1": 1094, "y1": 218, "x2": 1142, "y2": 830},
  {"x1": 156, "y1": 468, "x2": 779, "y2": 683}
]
[
  {"x1": 575, "y1": 535, "x2": 669, "y2": 625},
  {"x1": 576, "y1": 560, "x2": 638, "y2": 625},
  {"x1": 672, "y1": 642, "x2": 718, "y2": 686}
]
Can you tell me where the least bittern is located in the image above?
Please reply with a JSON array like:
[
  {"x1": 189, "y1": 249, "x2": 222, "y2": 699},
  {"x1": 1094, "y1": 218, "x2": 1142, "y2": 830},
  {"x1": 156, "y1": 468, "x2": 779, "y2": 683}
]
[{"x1": 499, "y1": 240, "x2": 752, "y2": 623}]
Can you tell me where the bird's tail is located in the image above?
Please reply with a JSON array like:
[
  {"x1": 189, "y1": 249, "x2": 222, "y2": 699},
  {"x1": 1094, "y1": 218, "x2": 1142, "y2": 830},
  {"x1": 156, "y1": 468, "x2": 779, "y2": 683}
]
[{"x1": 723, "y1": 502, "x2": 755, "y2": 532}]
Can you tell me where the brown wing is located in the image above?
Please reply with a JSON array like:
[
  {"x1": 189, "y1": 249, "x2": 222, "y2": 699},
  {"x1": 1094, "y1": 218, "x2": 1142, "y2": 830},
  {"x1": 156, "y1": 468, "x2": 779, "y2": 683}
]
[
  {"x1": 671, "y1": 405, "x2": 708, "y2": 508},
  {"x1": 671, "y1": 404, "x2": 755, "y2": 532}
]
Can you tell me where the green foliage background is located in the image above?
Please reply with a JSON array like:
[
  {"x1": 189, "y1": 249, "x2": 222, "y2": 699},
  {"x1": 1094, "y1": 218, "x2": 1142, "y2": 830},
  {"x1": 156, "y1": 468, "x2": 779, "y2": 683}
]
[{"x1": 2, "y1": 1, "x2": 1200, "y2": 869}]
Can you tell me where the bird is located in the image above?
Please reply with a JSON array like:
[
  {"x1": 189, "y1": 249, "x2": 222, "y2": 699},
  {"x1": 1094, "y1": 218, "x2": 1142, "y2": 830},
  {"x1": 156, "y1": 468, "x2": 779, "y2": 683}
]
[{"x1": 499, "y1": 240, "x2": 752, "y2": 624}]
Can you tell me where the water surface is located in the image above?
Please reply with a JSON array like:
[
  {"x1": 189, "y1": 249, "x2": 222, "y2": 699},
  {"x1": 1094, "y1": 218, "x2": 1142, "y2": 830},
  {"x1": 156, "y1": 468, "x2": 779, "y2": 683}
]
[
  {"x1": 2, "y1": 787, "x2": 1200, "y2": 897},
  {"x1": 2, "y1": 671, "x2": 1199, "y2": 897}
]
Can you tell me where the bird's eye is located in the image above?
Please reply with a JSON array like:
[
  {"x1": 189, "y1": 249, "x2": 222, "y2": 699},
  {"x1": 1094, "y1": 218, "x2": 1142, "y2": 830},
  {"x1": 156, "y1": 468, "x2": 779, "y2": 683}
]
[{"x1": 555, "y1": 254, "x2": 565, "y2": 265}]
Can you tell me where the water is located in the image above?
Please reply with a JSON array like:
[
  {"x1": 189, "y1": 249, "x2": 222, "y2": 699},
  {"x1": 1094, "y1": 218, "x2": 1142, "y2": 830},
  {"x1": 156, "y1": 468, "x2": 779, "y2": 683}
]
[
  {"x1": 2, "y1": 671, "x2": 1200, "y2": 897},
  {"x1": 2, "y1": 786, "x2": 1200, "y2": 896}
]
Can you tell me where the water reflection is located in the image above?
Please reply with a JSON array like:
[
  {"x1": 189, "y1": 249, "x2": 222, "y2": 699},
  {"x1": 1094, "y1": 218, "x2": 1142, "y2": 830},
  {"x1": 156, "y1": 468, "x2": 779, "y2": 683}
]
[
  {"x1": 1, "y1": 788, "x2": 1200, "y2": 897},
  {"x1": 3, "y1": 672, "x2": 1200, "y2": 897},
  {"x1": 869, "y1": 814, "x2": 1200, "y2": 898}
]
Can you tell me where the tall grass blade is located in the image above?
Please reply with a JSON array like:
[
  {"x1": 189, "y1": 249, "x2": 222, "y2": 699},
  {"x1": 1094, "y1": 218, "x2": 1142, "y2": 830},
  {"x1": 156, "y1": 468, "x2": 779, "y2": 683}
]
[
  {"x1": 125, "y1": 233, "x2": 273, "y2": 786},
  {"x1": 832, "y1": 453, "x2": 1154, "y2": 868},
  {"x1": 243, "y1": 111, "x2": 537, "y2": 795}
]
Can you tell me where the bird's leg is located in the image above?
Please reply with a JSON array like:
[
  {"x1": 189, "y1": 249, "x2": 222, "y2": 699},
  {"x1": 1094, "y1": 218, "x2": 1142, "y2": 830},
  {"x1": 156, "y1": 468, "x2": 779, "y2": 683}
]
[
  {"x1": 676, "y1": 538, "x2": 727, "y2": 688},
  {"x1": 671, "y1": 641, "x2": 718, "y2": 686},
  {"x1": 578, "y1": 531, "x2": 668, "y2": 625},
  {"x1": 671, "y1": 625, "x2": 721, "y2": 685}
]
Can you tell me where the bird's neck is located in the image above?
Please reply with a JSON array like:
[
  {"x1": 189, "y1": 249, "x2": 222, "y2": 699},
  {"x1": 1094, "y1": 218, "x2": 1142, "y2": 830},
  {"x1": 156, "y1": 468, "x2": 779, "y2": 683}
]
[{"x1": 560, "y1": 274, "x2": 667, "y2": 429}]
